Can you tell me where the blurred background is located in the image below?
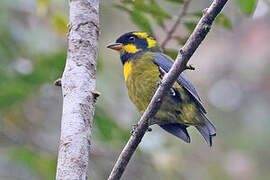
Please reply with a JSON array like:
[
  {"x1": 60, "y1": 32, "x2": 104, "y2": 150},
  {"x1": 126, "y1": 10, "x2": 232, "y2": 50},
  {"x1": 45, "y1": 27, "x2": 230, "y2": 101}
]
[{"x1": 0, "y1": 0, "x2": 270, "y2": 179}]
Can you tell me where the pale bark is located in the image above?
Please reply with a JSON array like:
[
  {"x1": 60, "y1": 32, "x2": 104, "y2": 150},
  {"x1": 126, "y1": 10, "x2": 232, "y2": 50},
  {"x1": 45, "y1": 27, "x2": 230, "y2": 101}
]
[{"x1": 56, "y1": 0, "x2": 99, "y2": 179}]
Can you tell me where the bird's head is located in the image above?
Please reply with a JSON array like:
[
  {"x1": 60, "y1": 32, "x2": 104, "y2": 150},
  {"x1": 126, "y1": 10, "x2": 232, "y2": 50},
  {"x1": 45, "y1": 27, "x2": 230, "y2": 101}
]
[{"x1": 107, "y1": 31, "x2": 159, "y2": 64}]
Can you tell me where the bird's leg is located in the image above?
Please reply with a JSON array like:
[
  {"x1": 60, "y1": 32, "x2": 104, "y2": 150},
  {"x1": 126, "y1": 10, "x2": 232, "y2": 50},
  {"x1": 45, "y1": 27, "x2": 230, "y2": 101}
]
[
  {"x1": 157, "y1": 67, "x2": 167, "y2": 87},
  {"x1": 147, "y1": 119, "x2": 153, "y2": 132},
  {"x1": 185, "y1": 64, "x2": 195, "y2": 71},
  {"x1": 157, "y1": 66, "x2": 178, "y2": 96},
  {"x1": 157, "y1": 80, "x2": 162, "y2": 87},
  {"x1": 170, "y1": 88, "x2": 176, "y2": 96},
  {"x1": 131, "y1": 123, "x2": 152, "y2": 136},
  {"x1": 158, "y1": 67, "x2": 166, "y2": 79},
  {"x1": 130, "y1": 124, "x2": 138, "y2": 136}
]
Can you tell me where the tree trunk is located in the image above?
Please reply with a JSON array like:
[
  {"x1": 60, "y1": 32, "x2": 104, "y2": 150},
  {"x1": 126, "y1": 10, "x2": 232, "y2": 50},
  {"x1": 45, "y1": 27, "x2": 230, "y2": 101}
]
[{"x1": 56, "y1": 0, "x2": 99, "y2": 179}]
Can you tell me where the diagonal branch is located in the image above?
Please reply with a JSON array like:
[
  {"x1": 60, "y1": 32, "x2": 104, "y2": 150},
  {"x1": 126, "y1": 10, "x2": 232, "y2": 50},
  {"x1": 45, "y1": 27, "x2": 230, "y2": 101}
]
[
  {"x1": 160, "y1": 0, "x2": 192, "y2": 50},
  {"x1": 107, "y1": 0, "x2": 228, "y2": 180}
]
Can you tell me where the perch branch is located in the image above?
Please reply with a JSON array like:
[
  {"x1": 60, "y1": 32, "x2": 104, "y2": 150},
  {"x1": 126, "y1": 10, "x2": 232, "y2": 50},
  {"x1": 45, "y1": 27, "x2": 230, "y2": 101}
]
[
  {"x1": 56, "y1": 0, "x2": 99, "y2": 179},
  {"x1": 108, "y1": 0, "x2": 228, "y2": 180},
  {"x1": 160, "y1": 0, "x2": 192, "y2": 50}
]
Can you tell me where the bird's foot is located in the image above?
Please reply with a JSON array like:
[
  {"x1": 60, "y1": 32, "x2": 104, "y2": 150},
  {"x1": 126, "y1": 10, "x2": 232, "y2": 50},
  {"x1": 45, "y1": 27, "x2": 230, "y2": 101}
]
[
  {"x1": 130, "y1": 124, "x2": 138, "y2": 136},
  {"x1": 170, "y1": 88, "x2": 176, "y2": 96},
  {"x1": 157, "y1": 80, "x2": 162, "y2": 87},
  {"x1": 130, "y1": 124, "x2": 152, "y2": 135},
  {"x1": 147, "y1": 120, "x2": 153, "y2": 132},
  {"x1": 158, "y1": 67, "x2": 166, "y2": 79},
  {"x1": 186, "y1": 64, "x2": 195, "y2": 71}
]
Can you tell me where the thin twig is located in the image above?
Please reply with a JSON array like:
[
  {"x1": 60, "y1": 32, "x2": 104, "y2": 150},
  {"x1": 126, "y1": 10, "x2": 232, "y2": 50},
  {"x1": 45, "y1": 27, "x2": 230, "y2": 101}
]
[
  {"x1": 160, "y1": 0, "x2": 192, "y2": 50},
  {"x1": 107, "y1": 0, "x2": 228, "y2": 180}
]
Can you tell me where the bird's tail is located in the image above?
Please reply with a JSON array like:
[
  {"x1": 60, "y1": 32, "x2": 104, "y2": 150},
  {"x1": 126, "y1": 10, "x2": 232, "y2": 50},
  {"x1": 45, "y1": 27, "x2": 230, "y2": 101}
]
[{"x1": 196, "y1": 113, "x2": 216, "y2": 146}]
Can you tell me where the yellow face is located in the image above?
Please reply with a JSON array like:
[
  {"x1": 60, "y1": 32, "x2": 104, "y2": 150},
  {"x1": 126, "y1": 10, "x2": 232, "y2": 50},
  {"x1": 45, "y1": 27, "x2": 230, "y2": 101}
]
[
  {"x1": 121, "y1": 44, "x2": 141, "y2": 54},
  {"x1": 107, "y1": 31, "x2": 158, "y2": 55}
]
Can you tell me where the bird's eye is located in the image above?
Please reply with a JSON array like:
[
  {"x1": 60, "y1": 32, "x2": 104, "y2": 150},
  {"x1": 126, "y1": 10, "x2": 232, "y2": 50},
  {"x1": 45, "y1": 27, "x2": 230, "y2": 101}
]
[{"x1": 129, "y1": 36, "x2": 135, "y2": 42}]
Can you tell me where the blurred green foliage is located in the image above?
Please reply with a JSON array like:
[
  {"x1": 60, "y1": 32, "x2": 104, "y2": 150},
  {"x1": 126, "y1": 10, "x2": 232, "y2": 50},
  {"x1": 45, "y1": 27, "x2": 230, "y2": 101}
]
[
  {"x1": 165, "y1": 0, "x2": 184, "y2": 3},
  {"x1": 0, "y1": 0, "x2": 268, "y2": 179},
  {"x1": 51, "y1": 13, "x2": 69, "y2": 35},
  {"x1": 8, "y1": 146, "x2": 56, "y2": 180},
  {"x1": 94, "y1": 107, "x2": 130, "y2": 143},
  {"x1": 164, "y1": 49, "x2": 179, "y2": 59},
  {"x1": 130, "y1": 9, "x2": 154, "y2": 34},
  {"x1": 115, "y1": 0, "x2": 237, "y2": 51},
  {"x1": 0, "y1": 53, "x2": 66, "y2": 110},
  {"x1": 237, "y1": 0, "x2": 258, "y2": 15},
  {"x1": 214, "y1": 13, "x2": 232, "y2": 29},
  {"x1": 115, "y1": 0, "x2": 173, "y2": 34}
]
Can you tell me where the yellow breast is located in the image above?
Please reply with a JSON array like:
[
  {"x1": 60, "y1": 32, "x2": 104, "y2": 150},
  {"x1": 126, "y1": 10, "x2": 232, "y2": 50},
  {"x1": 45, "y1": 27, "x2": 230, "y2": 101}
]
[{"x1": 123, "y1": 61, "x2": 132, "y2": 81}]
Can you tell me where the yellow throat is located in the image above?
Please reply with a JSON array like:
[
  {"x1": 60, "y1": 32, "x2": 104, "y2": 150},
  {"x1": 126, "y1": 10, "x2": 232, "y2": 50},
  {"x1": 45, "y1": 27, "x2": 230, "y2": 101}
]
[{"x1": 123, "y1": 61, "x2": 132, "y2": 81}]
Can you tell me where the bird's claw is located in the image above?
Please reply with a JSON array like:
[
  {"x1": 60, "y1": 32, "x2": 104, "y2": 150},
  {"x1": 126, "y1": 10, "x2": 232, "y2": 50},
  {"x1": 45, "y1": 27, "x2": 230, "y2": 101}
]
[
  {"x1": 170, "y1": 88, "x2": 176, "y2": 96},
  {"x1": 158, "y1": 67, "x2": 166, "y2": 79},
  {"x1": 157, "y1": 80, "x2": 162, "y2": 87},
  {"x1": 130, "y1": 124, "x2": 138, "y2": 136},
  {"x1": 130, "y1": 124, "x2": 152, "y2": 135},
  {"x1": 186, "y1": 64, "x2": 195, "y2": 70}
]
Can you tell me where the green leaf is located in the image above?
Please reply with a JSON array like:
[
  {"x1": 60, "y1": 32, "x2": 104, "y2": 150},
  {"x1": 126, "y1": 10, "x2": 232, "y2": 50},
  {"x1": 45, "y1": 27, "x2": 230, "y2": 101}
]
[
  {"x1": 122, "y1": 0, "x2": 171, "y2": 19},
  {"x1": 130, "y1": 9, "x2": 153, "y2": 34},
  {"x1": 236, "y1": 0, "x2": 258, "y2": 15},
  {"x1": 164, "y1": 0, "x2": 184, "y2": 3},
  {"x1": 148, "y1": 0, "x2": 171, "y2": 27},
  {"x1": 144, "y1": 0, "x2": 171, "y2": 19},
  {"x1": 164, "y1": 49, "x2": 179, "y2": 59},
  {"x1": 214, "y1": 13, "x2": 232, "y2": 29},
  {"x1": 115, "y1": 1, "x2": 169, "y2": 29}
]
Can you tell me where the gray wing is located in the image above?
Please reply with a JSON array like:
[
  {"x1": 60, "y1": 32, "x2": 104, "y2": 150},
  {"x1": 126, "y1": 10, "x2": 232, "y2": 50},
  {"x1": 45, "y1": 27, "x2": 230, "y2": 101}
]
[
  {"x1": 159, "y1": 123, "x2": 190, "y2": 143},
  {"x1": 153, "y1": 53, "x2": 217, "y2": 146},
  {"x1": 153, "y1": 53, "x2": 206, "y2": 113}
]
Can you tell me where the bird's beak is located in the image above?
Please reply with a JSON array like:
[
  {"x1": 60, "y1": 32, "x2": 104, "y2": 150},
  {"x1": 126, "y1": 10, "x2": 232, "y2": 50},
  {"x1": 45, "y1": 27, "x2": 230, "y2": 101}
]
[{"x1": 106, "y1": 42, "x2": 123, "y2": 51}]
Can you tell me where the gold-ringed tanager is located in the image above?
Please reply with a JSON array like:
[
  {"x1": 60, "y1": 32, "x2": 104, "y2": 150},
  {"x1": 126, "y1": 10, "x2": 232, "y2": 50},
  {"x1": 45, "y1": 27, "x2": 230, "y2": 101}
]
[{"x1": 107, "y1": 32, "x2": 216, "y2": 146}]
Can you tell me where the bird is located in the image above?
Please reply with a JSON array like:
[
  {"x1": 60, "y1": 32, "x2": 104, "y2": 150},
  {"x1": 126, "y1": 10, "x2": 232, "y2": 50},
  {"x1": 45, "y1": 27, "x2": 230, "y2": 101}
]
[{"x1": 107, "y1": 31, "x2": 216, "y2": 146}]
